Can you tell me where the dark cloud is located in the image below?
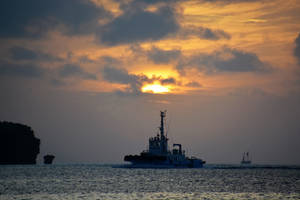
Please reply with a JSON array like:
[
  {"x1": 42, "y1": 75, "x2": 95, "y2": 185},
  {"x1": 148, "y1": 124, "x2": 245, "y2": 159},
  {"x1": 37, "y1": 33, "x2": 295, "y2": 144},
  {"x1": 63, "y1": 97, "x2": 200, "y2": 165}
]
[
  {"x1": 100, "y1": 56, "x2": 122, "y2": 66},
  {"x1": 50, "y1": 78, "x2": 65, "y2": 86},
  {"x1": 97, "y1": 6, "x2": 179, "y2": 45},
  {"x1": 97, "y1": 4, "x2": 229, "y2": 46},
  {"x1": 102, "y1": 66, "x2": 179, "y2": 95},
  {"x1": 294, "y1": 33, "x2": 300, "y2": 65},
  {"x1": 213, "y1": 49, "x2": 266, "y2": 72},
  {"x1": 118, "y1": 0, "x2": 181, "y2": 6},
  {"x1": 11, "y1": 46, "x2": 61, "y2": 61},
  {"x1": 130, "y1": 45, "x2": 182, "y2": 64},
  {"x1": 147, "y1": 47, "x2": 181, "y2": 64},
  {"x1": 177, "y1": 48, "x2": 269, "y2": 74},
  {"x1": 59, "y1": 64, "x2": 97, "y2": 80},
  {"x1": 160, "y1": 77, "x2": 176, "y2": 85},
  {"x1": 199, "y1": 0, "x2": 259, "y2": 3},
  {"x1": 0, "y1": 0, "x2": 110, "y2": 38},
  {"x1": 178, "y1": 26, "x2": 231, "y2": 40},
  {"x1": 78, "y1": 56, "x2": 95, "y2": 64},
  {"x1": 0, "y1": 62, "x2": 44, "y2": 78},
  {"x1": 185, "y1": 81, "x2": 202, "y2": 87},
  {"x1": 102, "y1": 66, "x2": 138, "y2": 84},
  {"x1": 11, "y1": 46, "x2": 38, "y2": 60},
  {"x1": 102, "y1": 66, "x2": 150, "y2": 95},
  {"x1": 1, "y1": 0, "x2": 231, "y2": 46},
  {"x1": 105, "y1": 1, "x2": 229, "y2": 44},
  {"x1": 117, "y1": 0, "x2": 181, "y2": 14},
  {"x1": 0, "y1": 61, "x2": 97, "y2": 86}
]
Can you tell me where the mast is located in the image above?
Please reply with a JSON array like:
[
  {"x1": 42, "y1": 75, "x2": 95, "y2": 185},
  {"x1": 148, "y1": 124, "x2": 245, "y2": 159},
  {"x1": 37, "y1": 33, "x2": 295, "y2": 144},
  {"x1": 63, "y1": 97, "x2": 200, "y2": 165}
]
[
  {"x1": 160, "y1": 111, "x2": 166, "y2": 138},
  {"x1": 159, "y1": 110, "x2": 167, "y2": 153},
  {"x1": 246, "y1": 152, "x2": 250, "y2": 162}
]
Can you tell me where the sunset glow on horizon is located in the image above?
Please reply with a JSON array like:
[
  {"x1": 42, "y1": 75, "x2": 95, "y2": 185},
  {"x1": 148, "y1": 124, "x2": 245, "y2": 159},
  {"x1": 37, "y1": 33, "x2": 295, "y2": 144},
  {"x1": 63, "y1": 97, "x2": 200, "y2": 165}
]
[{"x1": 142, "y1": 83, "x2": 170, "y2": 94}]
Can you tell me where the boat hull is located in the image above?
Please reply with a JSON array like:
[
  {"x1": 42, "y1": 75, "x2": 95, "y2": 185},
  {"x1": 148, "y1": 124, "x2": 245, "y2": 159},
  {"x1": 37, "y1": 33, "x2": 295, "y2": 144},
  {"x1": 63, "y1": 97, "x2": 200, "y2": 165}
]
[
  {"x1": 241, "y1": 161, "x2": 252, "y2": 165},
  {"x1": 124, "y1": 155, "x2": 205, "y2": 168}
]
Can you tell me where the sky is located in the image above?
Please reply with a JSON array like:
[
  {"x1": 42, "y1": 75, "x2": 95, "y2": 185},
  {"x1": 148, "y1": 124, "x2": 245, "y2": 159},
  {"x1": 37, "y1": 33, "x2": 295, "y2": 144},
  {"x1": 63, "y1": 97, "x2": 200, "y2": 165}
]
[{"x1": 1, "y1": 0, "x2": 300, "y2": 165}]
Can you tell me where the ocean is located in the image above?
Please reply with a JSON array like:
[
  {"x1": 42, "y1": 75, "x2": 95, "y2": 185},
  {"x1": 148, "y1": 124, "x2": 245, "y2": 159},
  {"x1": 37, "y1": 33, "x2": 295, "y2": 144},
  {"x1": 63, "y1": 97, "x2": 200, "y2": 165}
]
[{"x1": 0, "y1": 164, "x2": 299, "y2": 200}]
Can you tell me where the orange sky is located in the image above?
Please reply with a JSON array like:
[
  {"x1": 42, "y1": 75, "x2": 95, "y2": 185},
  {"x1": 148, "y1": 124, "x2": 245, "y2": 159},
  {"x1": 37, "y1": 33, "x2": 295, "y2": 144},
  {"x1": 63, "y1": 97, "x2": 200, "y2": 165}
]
[{"x1": 10, "y1": 0, "x2": 296, "y2": 96}]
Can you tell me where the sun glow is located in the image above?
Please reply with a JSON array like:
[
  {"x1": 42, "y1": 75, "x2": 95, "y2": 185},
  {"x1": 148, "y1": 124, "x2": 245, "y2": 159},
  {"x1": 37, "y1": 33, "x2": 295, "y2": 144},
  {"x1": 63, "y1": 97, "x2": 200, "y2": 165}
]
[{"x1": 142, "y1": 84, "x2": 170, "y2": 94}]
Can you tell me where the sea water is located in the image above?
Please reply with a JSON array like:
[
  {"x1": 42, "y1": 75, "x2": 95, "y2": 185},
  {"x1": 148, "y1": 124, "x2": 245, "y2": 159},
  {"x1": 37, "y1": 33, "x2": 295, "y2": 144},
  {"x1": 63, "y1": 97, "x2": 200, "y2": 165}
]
[{"x1": 0, "y1": 164, "x2": 299, "y2": 200}]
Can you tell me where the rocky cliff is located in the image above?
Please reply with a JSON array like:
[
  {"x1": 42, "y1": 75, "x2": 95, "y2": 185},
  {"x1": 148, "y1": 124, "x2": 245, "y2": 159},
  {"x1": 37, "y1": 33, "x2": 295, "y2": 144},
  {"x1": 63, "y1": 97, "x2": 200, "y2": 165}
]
[{"x1": 0, "y1": 121, "x2": 40, "y2": 164}]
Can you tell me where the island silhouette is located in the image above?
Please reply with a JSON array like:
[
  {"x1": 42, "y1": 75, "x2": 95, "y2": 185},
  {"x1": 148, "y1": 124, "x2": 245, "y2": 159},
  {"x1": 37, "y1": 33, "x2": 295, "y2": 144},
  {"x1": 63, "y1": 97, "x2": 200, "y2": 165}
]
[
  {"x1": 0, "y1": 121, "x2": 40, "y2": 164},
  {"x1": 44, "y1": 154, "x2": 55, "y2": 164}
]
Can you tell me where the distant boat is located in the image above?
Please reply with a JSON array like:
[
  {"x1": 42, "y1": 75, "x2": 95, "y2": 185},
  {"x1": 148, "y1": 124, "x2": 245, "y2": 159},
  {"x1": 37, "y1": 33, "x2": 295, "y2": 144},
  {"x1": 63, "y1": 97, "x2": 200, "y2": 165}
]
[
  {"x1": 241, "y1": 152, "x2": 251, "y2": 165},
  {"x1": 124, "y1": 111, "x2": 205, "y2": 168}
]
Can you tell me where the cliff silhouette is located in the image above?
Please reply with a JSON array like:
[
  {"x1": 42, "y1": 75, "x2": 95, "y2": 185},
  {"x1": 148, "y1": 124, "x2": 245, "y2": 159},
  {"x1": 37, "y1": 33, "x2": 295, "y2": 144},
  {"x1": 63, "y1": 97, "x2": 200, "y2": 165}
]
[{"x1": 0, "y1": 121, "x2": 40, "y2": 164}]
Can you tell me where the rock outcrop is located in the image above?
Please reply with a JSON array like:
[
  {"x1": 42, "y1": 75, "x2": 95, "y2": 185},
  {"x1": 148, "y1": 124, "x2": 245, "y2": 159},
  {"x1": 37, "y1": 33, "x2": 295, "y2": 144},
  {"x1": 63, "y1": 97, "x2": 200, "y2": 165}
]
[
  {"x1": 43, "y1": 155, "x2": 55, "y2": 164},
  {"x1": 0, "y1": 121, "x2": 40, "y2": 164}
]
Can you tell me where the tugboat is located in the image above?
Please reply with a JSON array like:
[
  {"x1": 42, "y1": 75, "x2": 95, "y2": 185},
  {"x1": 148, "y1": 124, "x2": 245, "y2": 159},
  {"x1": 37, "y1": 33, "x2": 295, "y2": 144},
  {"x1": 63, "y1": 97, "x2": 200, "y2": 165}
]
[
  {"x1": 241, "y1": 152, "x2": 251, "y2": 165},
  {"x1": 124, "y1": 111, "x2": 205, "y2": 168}
]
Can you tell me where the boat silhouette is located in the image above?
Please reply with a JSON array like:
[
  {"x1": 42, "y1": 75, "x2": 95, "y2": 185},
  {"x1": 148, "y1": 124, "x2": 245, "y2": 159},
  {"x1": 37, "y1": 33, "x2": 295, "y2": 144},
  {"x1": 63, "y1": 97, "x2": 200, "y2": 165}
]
[{"x1": 124, "y1": 111, "x2": 205, "y2": 168}]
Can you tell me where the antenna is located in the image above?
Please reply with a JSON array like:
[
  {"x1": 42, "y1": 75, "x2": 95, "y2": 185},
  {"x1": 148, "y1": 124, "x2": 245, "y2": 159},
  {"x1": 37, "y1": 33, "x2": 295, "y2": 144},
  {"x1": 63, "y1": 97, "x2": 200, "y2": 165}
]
[
  {"x1": 166, "y1": 113, "x2": 174, "y2": 143},
  {"x1": 165, "y1": 113, "x2": 168, "y2": 138},
  {"x1": 160, "y1": 110, "x2": 166, "y2": 138},
  {"x1": 166, "y1": 111, "x2": 172, "y2": 138},
  {"x1": 166, "y1": 118, "x2": 169, "y2": 138}
]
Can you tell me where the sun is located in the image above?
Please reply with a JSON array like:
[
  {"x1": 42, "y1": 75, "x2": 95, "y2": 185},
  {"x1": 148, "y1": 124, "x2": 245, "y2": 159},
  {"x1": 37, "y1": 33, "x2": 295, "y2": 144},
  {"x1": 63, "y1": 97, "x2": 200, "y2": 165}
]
[{"x1": 142, "y1": 84, "x2": 170, "y2": 94}]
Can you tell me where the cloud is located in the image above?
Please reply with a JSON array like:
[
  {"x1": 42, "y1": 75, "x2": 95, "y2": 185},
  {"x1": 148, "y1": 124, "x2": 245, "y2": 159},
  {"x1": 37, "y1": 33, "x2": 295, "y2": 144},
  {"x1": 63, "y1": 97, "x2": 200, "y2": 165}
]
[
  {"x1": 178, "y1": 26, "x2": 231, "y2": 40},
  {"x1": 58, "y1": 64, "x2": 97, "y2": 80},
  {"x1": 97, "y1": 6, "x2": 179, "y2": 45},
  {"x1": 97, "y1": 1, "x2": 229, "y2": 45},
  {"x1": 10, "y1": 46, "x2": 61, "y2": 61},
  {"x1": 102, "y1": 66, "x2": 178, "y2": 95},
  {"x1": 1, "y1": 0, "x2": 231, "y2": 46},
  {"x1": 102, "y1": 66, "x2": 150, "y2": 95},
  {"x1": 78, "y1": 56, "x2": 95, "y2": 64},
  {"x1": 185, "y1": 81, "x2": 202, "y2": 88},
  {"x1": 147, "y1": 47, "x2": 181, "y2": 64},
  {"x1": 199, "y1": 0, "x2": 260, "y2": 3},
  {"x1": 100, "y1": 56, "x2": 122, "y2": 66},
  {"x1": 0, "y1": 0, "x2": 110, "y2": 38},
  {"x1": 119, "y1": 0, "x2": 181, "y2": 7},
  {"x1": 294, "y1": 33, "x2": 300, "y2": 65},
  {"x1": 130, "y1": 45, "x2": 182, "y2": 64},
  {"x1": 97, "y1": 3, "x2": 229, "y2": 45},
  {"x1": 11, "y1": 46, "x2": 38, "y2": 60},
  {"x1": 50, "y1": 78, "x2": 65, "y2": 86},
  {"x1": 0, "y1": 62, "x2": 44, "y2": 78},
  {"x1": 102, "y1": 66, "x2": 138, "y2": 84},
  {"x1": 160, "y1": 77, "x2": 176, "y2": 85},
  {"x1": 177, "y1": 47, "x2": 269, "y2": 74}
]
